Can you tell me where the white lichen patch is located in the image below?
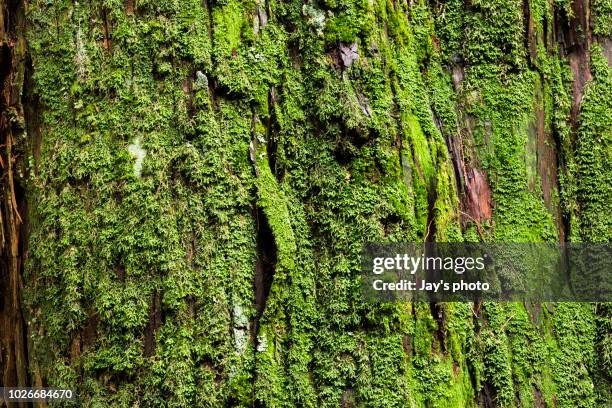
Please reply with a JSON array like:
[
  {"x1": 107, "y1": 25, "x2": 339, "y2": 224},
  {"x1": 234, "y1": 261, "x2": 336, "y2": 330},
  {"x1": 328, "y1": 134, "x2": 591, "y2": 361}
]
[
  {"x1": 74, "y1": 24, "x2": 89, "y2": 82},
  {"x1": 232, "y1": 302, "x2": 249, "y2": 354},
  {"x1": 195, "y1": 70, "x2": 208, "y2": 90},
  {"x1": 127, "y1": 137, "x2": 146, "y2": 178},
  {"x1": 302, "y1": 4, "x2": 326, "y2": 36},
  {"x1": 256, "y1": 333, "x2": 268, "y2": 353}
]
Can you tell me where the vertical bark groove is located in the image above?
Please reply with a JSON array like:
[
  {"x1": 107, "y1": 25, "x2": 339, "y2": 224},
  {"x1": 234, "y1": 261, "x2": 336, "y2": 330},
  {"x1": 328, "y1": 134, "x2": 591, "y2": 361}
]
[{"x1": 0, "y1": 0, "x2": 28, "y2": 397}]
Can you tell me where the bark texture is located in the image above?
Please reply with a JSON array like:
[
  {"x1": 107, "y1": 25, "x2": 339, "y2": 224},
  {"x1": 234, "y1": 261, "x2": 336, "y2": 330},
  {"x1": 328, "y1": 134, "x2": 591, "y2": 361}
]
[
  {"x1": 0, "y1": 0, "x2": 610, "y2": 407},
  {"x1": 0, "y1": 0, "x2": 28, "y2": 403}
]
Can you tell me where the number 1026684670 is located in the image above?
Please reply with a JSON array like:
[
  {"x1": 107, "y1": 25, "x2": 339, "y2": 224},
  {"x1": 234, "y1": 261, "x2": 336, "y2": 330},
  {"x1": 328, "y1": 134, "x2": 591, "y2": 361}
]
[{"x1": 3, "y1": 388, "x2": 75, "y2": 402}]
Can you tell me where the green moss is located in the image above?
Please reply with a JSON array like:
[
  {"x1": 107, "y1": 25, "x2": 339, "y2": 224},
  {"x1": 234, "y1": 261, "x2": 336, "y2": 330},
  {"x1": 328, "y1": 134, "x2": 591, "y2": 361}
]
[
  {"x1": 575, "y1": 44, "x2": 612, "y2": 243},
  {"x1": 22, "y1": 0, "x2": 610, "y2": 406},
  {"x1": 592, "y1": 0, "x2": 612, "y2": 35}
]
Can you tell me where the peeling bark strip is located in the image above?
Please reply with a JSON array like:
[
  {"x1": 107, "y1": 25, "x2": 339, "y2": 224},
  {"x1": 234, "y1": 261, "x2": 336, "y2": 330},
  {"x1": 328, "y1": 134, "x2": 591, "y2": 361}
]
[
  {"x1": 523, "y1": 0, "x2": 539, "y2": 68},
  {"x1": 554, "y1": 0, "x2": 593, "y2": 126},
  {"x1": 143, "y1": 292, "x2": 161, "y2": 356},
  {"x1": 464, "y1": 168, "x2": 492, "y2": 223},
  {"x1": 0, "y1": 0, "x2": 29, "y2": 395},
  {"x1": 534, "y1": 85, "x2": 565, "y2": 239},
  {"x1": 447, "y1": 128, "x2": 492, "y2": 225},
  {"x1": 102, "y1": 7, "x2": 112, "y2": 51}
]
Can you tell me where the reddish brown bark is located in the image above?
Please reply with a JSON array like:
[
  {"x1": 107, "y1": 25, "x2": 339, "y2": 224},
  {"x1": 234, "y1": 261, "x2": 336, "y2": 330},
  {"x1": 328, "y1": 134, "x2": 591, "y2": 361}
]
[{"x1": 0, "y1": 0, "x2": 29, "y2": 403}]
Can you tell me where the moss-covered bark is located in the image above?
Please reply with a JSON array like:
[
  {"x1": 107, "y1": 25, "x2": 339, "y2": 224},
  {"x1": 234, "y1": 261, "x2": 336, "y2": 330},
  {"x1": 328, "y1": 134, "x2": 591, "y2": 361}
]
[{"x1": 0, "y1": 0, "x2": 609, "y2": 406}]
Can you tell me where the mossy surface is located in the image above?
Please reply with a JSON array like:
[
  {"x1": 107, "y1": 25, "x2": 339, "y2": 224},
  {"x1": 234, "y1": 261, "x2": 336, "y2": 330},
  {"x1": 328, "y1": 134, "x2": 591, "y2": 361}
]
[{"x1": 22, "y1": 0, "x2": 611, "y2": 406}]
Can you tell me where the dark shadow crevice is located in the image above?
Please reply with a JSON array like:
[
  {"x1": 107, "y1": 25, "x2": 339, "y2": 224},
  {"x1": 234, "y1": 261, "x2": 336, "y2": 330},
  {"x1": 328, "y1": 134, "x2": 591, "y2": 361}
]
[
  {"x1": 0, "y1": 0, "x2": 30, "y2": 394},
  {"x1": 252, "y1": 206, "x2": 276, "y2": 347}
]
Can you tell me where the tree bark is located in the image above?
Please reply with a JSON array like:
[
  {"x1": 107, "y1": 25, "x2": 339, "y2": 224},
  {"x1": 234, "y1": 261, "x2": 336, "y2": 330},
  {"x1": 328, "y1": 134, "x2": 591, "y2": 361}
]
[
  {"x1": 0, "y1": 1, "x2": 29, "y2": 405},
  {"x1": 0, "y1": 0, "x2": 610, "y2": 406}
]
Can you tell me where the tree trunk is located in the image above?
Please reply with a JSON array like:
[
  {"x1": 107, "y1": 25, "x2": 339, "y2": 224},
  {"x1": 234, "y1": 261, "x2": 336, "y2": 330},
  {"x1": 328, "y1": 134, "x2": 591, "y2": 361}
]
[
  {"x1": 0, "y1": 0, "x2": 29, "y2": 406},
  {"x1": 0, "y1": 0, "x2": 610, "y2": 406}
]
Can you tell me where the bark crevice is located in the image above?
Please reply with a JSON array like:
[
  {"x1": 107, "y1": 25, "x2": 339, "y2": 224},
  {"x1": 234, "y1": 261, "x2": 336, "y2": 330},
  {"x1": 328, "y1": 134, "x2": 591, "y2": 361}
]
[
  {"x1": 252, "y1": 206, "x2": 276, "y2": 349},
  {"x1": 0, "y1": 0, "x2": 29, "y2": 393}
]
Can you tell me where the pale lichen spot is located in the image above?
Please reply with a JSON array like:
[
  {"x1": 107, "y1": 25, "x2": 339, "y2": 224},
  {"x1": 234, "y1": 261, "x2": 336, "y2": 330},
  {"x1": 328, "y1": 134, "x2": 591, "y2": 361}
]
[
  {"x1": 74, "y1": 24, "x2": 89, "y2": 82},
  {"x1": 256, "y1": 333, "x2": 268, "y2": 352},
  {"x1": 232, "y1": 302, "x2": 249, "y2": 354},
  {"x1": 127, "y1": 137, "x2": 146, "y2": 178},
  {"x1": 302, "y1": 4, "x2": 326, "y2": 36}
]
